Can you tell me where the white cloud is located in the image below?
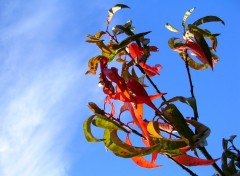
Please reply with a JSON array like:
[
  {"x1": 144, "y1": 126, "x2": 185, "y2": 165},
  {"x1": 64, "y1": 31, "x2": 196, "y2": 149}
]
[{"x1": 0, "y1": 0, "x2": 116, "y2": 175}]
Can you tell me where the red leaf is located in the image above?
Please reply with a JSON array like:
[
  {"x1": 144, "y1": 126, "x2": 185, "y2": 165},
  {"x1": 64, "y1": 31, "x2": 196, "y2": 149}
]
[
  {"x1": 186, "y1": 41, "x2": 213, "y2": 69},
  {"x1": 104, "y1": 96, "x2": 115, "y2": 116},
  {"x1": 149, "y1": 46, "x2": 159, "y2": 52},
  {"x1": 139, "y1": 62, "x2": 162, "y2": 77},
  {"x1": 126, "y1": 79, "x2": 162, "y2": 111},
  {"x1": 128, "y1": 43, "x2": 142, "y2": 60},
  {"x1": 126, "y1": 135, "x2": 161, "y2": 168},
  {"x1": 173, "y1": 154, "x2": 219, "y2": 166}
]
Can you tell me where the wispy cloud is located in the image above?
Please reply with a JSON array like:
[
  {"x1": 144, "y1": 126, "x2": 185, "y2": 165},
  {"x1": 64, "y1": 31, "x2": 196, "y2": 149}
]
[{"x1": 0, "y1": 1, "x2": 84, "y2": 176}]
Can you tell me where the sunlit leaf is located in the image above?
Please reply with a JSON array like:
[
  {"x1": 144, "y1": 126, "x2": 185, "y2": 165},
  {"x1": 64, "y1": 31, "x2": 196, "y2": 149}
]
[
  {"x1": 83, "y1": 115, "x2": 102, "y2": 142},
  {"x1": 192, "y1": 15, "x2": 225, "y2": 26},
  {"x1": 131, "y1": 156, "x2": 162, "y2": 168},
  {"x1": 103, "y1": 129, "x2": 136, "y2": 158},
  {"x1": 182, "y1": 7, "x2": 195, "y2": 29},
  {"x1": 92, "y1": 114, "x2": 129, "y2": 133},
  {"x1": 139, "y1": 62, "x2": 162, "y2": 77},
  {"x1": 107, "y1": 4, "x2": 130, "y2": 26},
  {"x1": 165, "y1": 23, "x2": 179, "y2": 33},
  {"x1": 147, "y1": 121, "x2": 162, "y2": 138},
  {"x1": 173, "y1": 154, "x2": 219, "y2": 166},
  {"x1": 85, "y1": 55, "x2": 102, "y2": 75},
  {"x1": 158, "y1": 122, "x2": 174, "y2": 133},
  {"x1": 162, "y1": 104, "x2": 194, "y2": 145}
]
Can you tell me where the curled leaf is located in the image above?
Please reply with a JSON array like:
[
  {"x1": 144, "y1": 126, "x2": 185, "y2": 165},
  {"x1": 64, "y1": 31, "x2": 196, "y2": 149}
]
[
  {"x1": 192, "y1": 15, "x2": 225, "y2": 26},
  {"x1": 107, "y1": 4, "x2": 130, "y2": 26},
  {"x1": 182, "y1": 7, "x2": 195, "y2": 28},
  {"x1": 83, "y1": 115, "x2": 102, "y2": 142}
]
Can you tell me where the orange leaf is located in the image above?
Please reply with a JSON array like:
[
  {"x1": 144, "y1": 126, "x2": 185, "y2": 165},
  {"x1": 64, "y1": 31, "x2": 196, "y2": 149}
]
[
  {"x1": 132, "y1": 156, "x2": 161, "y2": 169},
  {"x1": 126, "y1": 135, "x2": 161, "y2": 168},
  {"x1": 173, "y1": 154, "x2": 219, "y2": 166}
]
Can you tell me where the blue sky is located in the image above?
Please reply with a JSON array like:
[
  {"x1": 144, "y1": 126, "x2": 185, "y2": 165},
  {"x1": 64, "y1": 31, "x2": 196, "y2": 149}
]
[{"x1": 0, "y1": 0, "x2": 239, "y2": 176}]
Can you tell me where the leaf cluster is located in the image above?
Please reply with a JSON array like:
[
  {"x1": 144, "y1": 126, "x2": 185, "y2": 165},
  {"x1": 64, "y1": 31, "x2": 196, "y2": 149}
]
[{"x1": 83, "y1": 4, "x2": 227, "y2": 175}]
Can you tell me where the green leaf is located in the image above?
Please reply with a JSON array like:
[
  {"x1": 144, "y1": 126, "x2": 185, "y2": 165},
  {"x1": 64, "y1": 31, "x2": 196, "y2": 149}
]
[
  {"x1": 222, "y1": 138, "x2": 228, "y2": 151},
  {"x1": 107, "y1": 4, "x2": 130, "y2": 26},
  {"x1": 188, "y1": 25, "x2": 219, "y2": 50},
  {"x1": 162, "y1": 104, "x2": 195, "y2": 146},
  {"x1": 111, "y1": 31, "x2": 151, "y2": 50},
  {"x1": 165, "y1": 23, "x2": 179, "y2": 33},
  {"x1": 88, "y1": 102, "x2": 105, "y2": 115},
  {"x1": 153, "y1": 138, "x2": 188, "y2": 151},
  {"x1": 83, "y1": 115, "x2": 102, "y2": 142},
  {"x1": 187, "y1": 120, "x2": 210, "y2": 147},
  {"x1": 161, "y1": 96, "x2": 198, "y2": 119},
  {"x1": 103, "y1": 129, "x2": 136, "y2": 158},
  {"x1": 92, "y1": 114, "x2": 129, "y2": 133},
  {"x1": 182, "y1": 7, "x2": 195, "y2": 29},
  {"x1": 112, "y1": 22, "x2": 135, "y2": 36},
  {"x1": 193, "y1": 30, "x2": 213, "y2": 69},
  {"x1": 168, "y1": 37, "x2": 184, "y2": 50},
  {"x1": 192, "y1": 15, "x2": 225, "y2": 26},
  {"x1": 179, "y1": 53, "x2": 209, "y2": 70}
]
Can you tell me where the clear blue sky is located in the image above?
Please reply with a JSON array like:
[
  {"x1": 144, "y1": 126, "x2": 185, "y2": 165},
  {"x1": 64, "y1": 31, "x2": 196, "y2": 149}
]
[{"x1": 0, "y1": 1, "x2": 239, "y2": 176}]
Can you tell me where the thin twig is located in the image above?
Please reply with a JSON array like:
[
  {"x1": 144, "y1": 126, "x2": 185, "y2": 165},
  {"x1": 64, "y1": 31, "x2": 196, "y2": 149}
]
[
  {"x1": 184, "y1": 52, "x2": 195, "y2": 99},
  {"x1": 198, "y1": 147, "x2": 225, "y2": 176}
]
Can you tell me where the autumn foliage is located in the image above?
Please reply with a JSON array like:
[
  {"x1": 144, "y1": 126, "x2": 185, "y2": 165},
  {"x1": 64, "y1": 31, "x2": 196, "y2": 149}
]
[{"x1": 83, "y1": 4, "x2": 239, "y2": 176}]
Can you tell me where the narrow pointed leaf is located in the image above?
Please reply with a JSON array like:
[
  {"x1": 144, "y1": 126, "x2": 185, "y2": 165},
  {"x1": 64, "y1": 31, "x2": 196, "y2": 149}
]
[
  {"x1": 112, "y1": 31, "x2": 151, "y2": 50},
  {"x1": 162, "y1": 104, "x2": 194, "y2": 145},
  {"x1": 92, "y1": 114, "x2": 129, "y2": 133},
  {"x1": 192, "y1": 15, "x2": 225, "y2": 26},
  {"x1": 83, "y1": 115, "x2": 102, "y2": 142},
  {"x1": 192, "y1": 30, "x2": 213, "y2": 69},
  {"x1": 107, "y1": 4, "x2": 130, "y2": 26},
  {"x1": 173, "y1": 154, "x2": 219, "y2": 166},
  {"x1": 161, "y1": 96, "x2": 198, "y2": 119},
  {"x1": 188, "y1": 25, "x2": 219, "y2": 50},
  {"x1": 182, "y1": 7, "x2": 195, "y2": 28},
  {"x1": 165, "y1": 23, "x2": 179, "y2": 33}
]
